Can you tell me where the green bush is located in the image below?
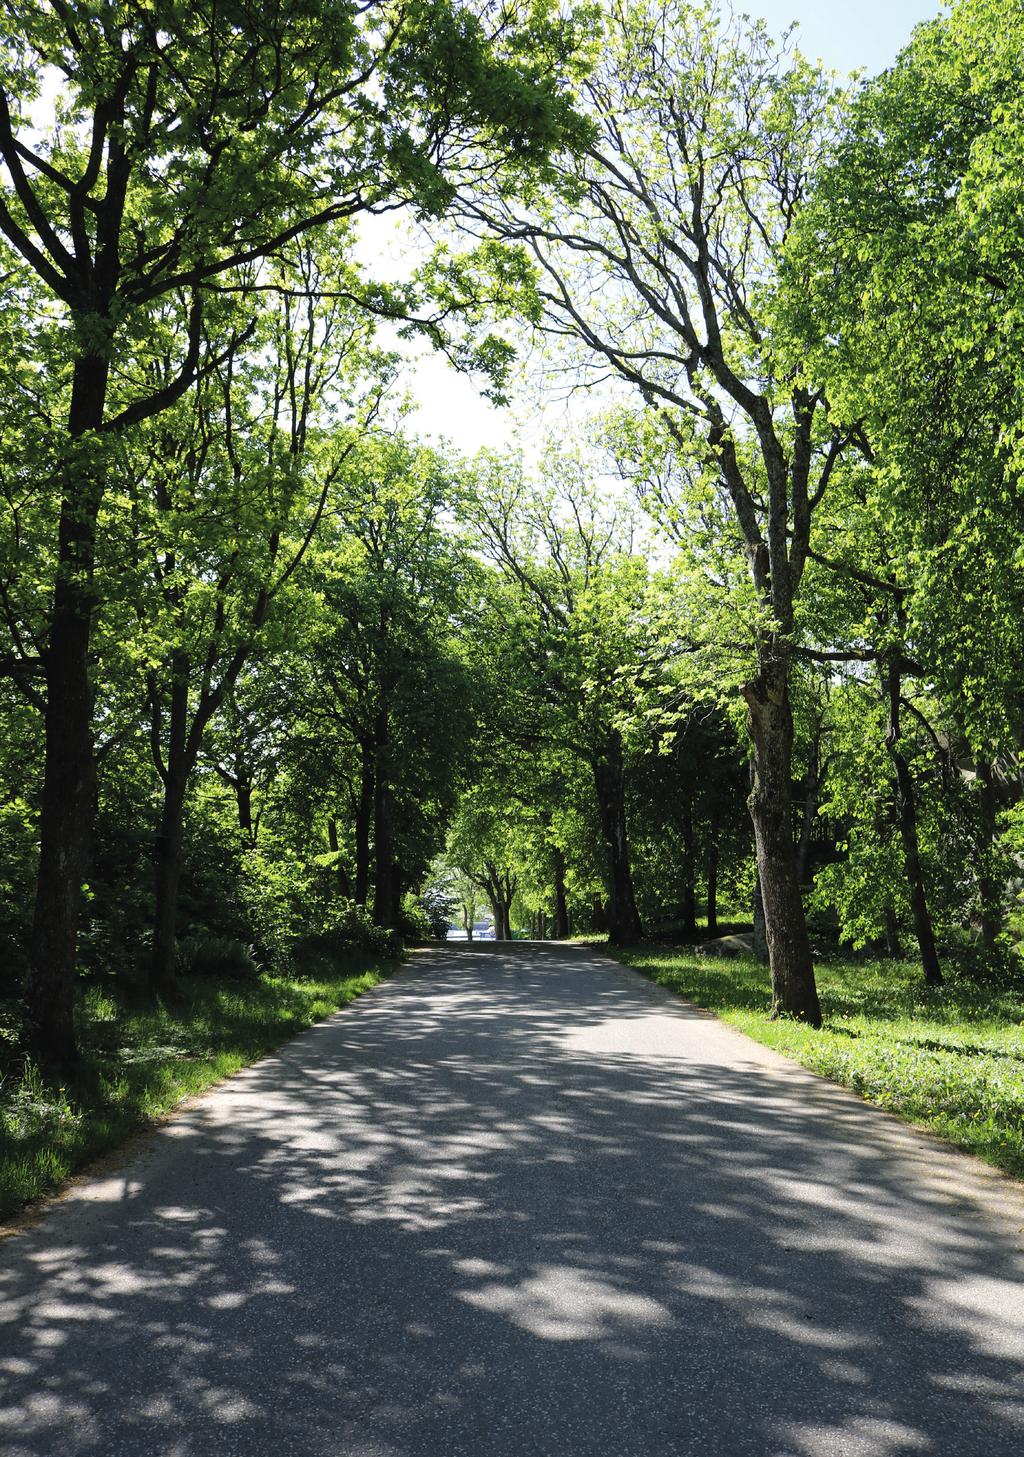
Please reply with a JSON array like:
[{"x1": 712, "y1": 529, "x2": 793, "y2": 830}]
[
  {"x1": 178, "y1": 934, "x2": 258, "y2": 981},
  {"x1": 400, "y1": 892, "x2": 434, "y2": 943},
  {"x1": 322, "y1": 900, "x2": 402, "y2": 961}
]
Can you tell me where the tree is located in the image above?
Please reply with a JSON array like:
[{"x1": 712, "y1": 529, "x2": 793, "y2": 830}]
[
  {"x1": 460, "y1": 0, "x2": 849, "y2": 1021},
  {"x1": 0, "y1": 0, "x2": 588, "y2": 1062},
  {"x1": 126, "y1": 253, "x2": 385, "y2": 994},
  {"x1": 295, "y1": 433, "x2": 477, "y2": 929},
  {"x1": 782, "y1": 0, "x2": 1024, "y2": 966},
  {"x1": 469, "y1": 451, "x2": 688, "y2": 944}
]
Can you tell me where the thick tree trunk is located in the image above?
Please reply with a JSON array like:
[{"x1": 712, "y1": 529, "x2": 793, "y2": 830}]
[
  {"x1": 552, "y1": 846, "x2": 570, "y2": 939},
  {"x1": 487, "y1": 894, "x2": 508, "y2": 940},
  {"x1": 372, "y1": 792, "x2": 396, "y2": 928},
  {"x1": 706, "y1": 838, "x2": 719, "y2": 937},
  {"x1": 591, "y1": 730, "x2": 642, "y2": 946},
  {"x1": 744, "y1": 652, "x2": 821, "y2": 1025},
  {"x1": 372, "y1": 710, "x2": 401, "y2": 930},
  {"x1": 354, "y1": 740, "x2": 374, "y2": 906},
  {"x1": 680, "y1": 798, "x2": 697, "y2": 938},
  {"x1": 236, "y1": 781, "x2": 255, "y2": 843},
  {"x1": 26, "y1": 351, "x2": 111, "y2": 1066},
  {"x1": 752, "y1": 877, "x2": 769, "y2": 964},
  {"x1": 884, "y1": 662, "x2": 942, "y2": 987}
]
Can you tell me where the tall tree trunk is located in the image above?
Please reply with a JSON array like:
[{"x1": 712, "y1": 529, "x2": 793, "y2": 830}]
[
  {"x1": 552, "y1": 846, "x2": 570, "y2": 939},
  {"x1": 883, "y1": 661, "x2": 942, "y2": 987},
  {"x1": 744, "y1": 650, "x2": 821, "y2": 1024},
  {"x1": 752, "y1": 876, "x2": 769, "y2": 964},
  {"x1": 591, "y1": 730, "x2": 642, "y2": 946},
  {"x1": 26, "y1": 350, "x2": 111, "y2": 1066},
  {"x1": 487, "y1": 894, "x2": 507, "y2": 940},
  {"x1": 372, "y1": 788, "x2": 396, "y2": 928},
  {"x1": 372, "y1": 709, "x2": 399, "y2": 929},
  {"x1": 680, "y1": 797, "x2": 697, "y2": 938},
  {"x1": 354, "y1": 741, "x2": 374, "y2": 907},
  {"x1": 706, "y1": 837, "x2": 719, "y2": 937},
  {"x1": 236, "y1": 781, "x2": 255, "y2": 843}
]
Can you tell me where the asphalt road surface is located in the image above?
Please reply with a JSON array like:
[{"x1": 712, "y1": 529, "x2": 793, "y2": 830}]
[{"x1": 2, "y1": 943, "x2": 1024, "y2": 1457}]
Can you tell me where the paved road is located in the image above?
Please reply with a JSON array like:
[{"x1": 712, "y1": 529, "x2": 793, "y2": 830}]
[{"x1": 2, "y1": 944, "x2": 1024, "y2": 1457}]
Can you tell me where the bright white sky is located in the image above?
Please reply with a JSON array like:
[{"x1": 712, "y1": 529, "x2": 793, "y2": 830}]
[{"x1": 395, "y1": 0, "x2": 946, "y2": 458}]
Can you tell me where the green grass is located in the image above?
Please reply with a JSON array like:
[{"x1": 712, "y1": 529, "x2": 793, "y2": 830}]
[
  {"x1": 0, "y1": 961, "x2": 389, "y2": 1222},
  {"x1": 609, "y1": 946, "x2": 1024, "y2": 1181}
]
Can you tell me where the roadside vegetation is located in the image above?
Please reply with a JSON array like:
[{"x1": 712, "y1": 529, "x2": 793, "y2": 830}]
[{"x1": 0, "y1": 957, "x2": 390, "y2": 1222}]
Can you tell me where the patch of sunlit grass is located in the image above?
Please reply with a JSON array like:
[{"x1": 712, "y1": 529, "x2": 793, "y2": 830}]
[{"x1": 0, "y1": 964, "x2": 388, "y2": 1222}]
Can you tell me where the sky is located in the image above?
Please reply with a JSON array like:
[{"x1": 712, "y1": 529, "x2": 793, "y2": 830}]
[{"x1": 396, "y1": 0, "x2": 947, "y2": 457}]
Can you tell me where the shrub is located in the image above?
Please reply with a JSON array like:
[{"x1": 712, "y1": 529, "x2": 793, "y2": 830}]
[
  {"x1": 400, "y1": 894, "x2": 434, "y2": 943},
  {"x1": 322, "y1": 900, "x2": 402, "y2": 961},
  {"x1": 292, "y1": 901, "x2": 402, "y2": 973},
  {"x1": 178, "y1": 934, "x2": 258, "y2": 981}
]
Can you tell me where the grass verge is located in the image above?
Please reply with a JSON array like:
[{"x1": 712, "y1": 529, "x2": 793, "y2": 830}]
[
  {"x1": 0, "y1": 961, "x2": 389, "y2": 1223},
  {"x1": 609, "y1": 946, "x2": 1024, "y2": 1181}
]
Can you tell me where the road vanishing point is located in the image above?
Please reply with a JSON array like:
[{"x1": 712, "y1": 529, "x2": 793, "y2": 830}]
[{"x1": 2, "y1": 943, "x2": 1023, "y2": 1456}]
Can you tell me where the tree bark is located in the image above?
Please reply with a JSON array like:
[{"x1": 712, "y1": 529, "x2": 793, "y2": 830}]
[
  {"x1": 354, "y1": 739, "x2": 374, "y2": 907},
  {"x1": 591, "y1": 729, "x2": 642, "y2": 946},
  {"x1": 236, "y1": 781, "x2": 255, "y2": 842},
  {"x1": 744, "y1": 652, "x2": 821, "y2": 1024},
  {"x1": 552, "y1": 846, "x2": 570, "y2": 939},
  {"x1": 883, "y1": 661, "x2": 942, "y2": 986},
  {"x1": 680, "y1": 797, "x2": 697, "y2": 938},
  {"x1": 752, "y1": 876, "x2": 769, "y2": 964},
  {"x1": 372, "y1": 708, "x2": 400, "y2": 930},
  {"x1": 706, "y1": 837, "x2": 719, "y2": 937},
  {"x1": 26, "y1": 350, "x2": 111, "y2": 1066}
]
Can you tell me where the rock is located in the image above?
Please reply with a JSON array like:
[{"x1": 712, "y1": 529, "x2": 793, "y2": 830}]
[{"x1": 697, "y1": 933, "x2": 757, "y2": 958}]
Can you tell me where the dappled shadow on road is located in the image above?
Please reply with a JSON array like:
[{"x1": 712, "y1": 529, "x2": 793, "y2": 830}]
[{"x1": 2, "y1": 943, "x2": 1023, "y2": 1457}]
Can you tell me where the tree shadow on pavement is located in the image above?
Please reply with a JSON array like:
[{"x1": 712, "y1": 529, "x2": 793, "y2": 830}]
[{"x1": 1, "y1": 942, "x2": 1023, "y2": 1457}]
